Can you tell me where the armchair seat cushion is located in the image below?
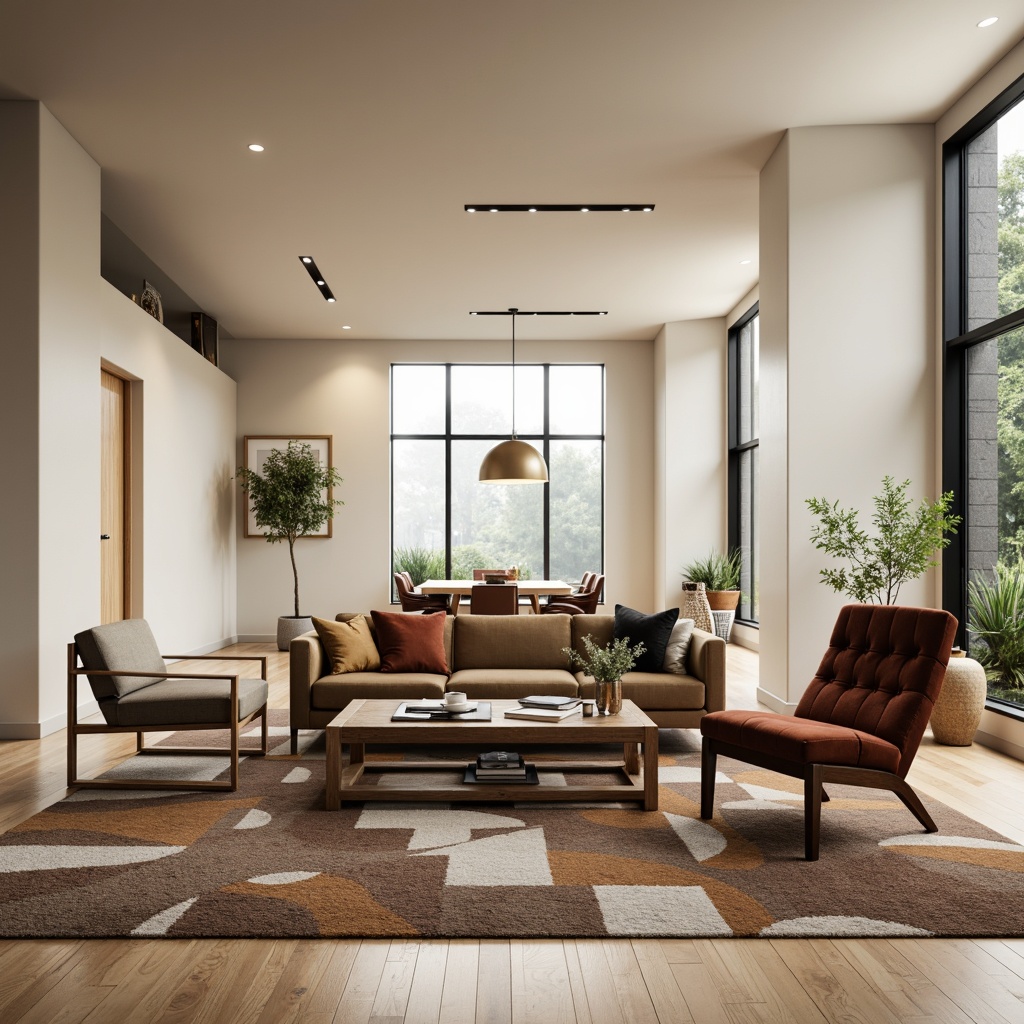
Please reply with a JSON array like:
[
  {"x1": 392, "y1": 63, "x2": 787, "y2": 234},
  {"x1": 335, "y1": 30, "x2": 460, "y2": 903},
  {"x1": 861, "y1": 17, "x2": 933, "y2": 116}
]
[
  {"x1": 700, "y1": 709, "x2": 901, "y2": 774},
  {"x1": 111, "y1": 678, "x2": 269, "y2": 727}
]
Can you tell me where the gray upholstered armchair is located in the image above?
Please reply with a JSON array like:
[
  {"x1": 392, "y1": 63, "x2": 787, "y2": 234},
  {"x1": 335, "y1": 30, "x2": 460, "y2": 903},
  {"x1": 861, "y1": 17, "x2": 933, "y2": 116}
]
[{"x1": 68, "y1": 618, "x2": 269, "y2": 791}]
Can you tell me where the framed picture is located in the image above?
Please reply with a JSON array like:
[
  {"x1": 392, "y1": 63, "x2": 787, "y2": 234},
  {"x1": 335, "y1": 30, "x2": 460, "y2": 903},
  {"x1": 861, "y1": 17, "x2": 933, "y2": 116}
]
[
  {"x1": 243, "y1": 436, "x2": 334, "y2": 538},
  {"x1": 139, "y1": 280, "x2": 163, "y2": 324},
  {"x1": 191, "y1": 312, "x2": 219, "y2": 366}
]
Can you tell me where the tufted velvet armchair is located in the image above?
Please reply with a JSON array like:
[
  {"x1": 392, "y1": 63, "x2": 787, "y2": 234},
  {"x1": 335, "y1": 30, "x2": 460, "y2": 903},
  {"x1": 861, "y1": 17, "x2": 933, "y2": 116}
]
[{"x1": 700, "y1": 604, "x2": 957, "y2": 860}]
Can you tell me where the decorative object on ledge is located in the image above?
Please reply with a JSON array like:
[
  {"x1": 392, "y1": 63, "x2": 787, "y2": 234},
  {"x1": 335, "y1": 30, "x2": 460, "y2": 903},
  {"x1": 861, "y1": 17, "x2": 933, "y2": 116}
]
[
  {"x1": 191, "y1": 312, "x2": 219, "y2": 366},
  {"x1": 931, "y1": 655, "x2": 987, "y2": 746},
  {"x1": 139, "y1": 280, "x2": 163, "y2": 324},
  {"x1": 681, "y1": 582, "x2": 714, "y2": 634}
]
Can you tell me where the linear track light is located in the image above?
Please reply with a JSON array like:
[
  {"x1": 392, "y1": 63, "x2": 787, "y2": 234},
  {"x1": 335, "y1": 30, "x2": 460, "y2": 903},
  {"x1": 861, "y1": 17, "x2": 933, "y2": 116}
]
[
  {"x1": 464, "y1": 204, "x2": 654, "y2": 213},
  {"x1": 298, "y1": 257, "x2": 336, "y2": 302}
]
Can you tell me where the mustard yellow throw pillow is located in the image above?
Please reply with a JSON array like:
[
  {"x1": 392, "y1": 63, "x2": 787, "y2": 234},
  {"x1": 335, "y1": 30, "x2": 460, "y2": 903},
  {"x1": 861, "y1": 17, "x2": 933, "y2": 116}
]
[{"x1": 312, "y1": 615, "x2": 381, "y2": 674}]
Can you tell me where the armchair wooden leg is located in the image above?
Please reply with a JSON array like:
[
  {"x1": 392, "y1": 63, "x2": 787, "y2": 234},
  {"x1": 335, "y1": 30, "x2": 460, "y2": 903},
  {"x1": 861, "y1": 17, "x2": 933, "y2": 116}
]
[
  {"x1": 291, "y1": 728, "x2": 299, "y2": 755},
  {"x1": 804, "y1": 764, "x2": 823, "y2": 861},
  {"x1": 700, "y1": 738, "x2": 717, "y2": 820},
  {"x1": 66, "y1": 643, "x2": 78, "y2": 788},
  {"x1": 261, "y1": 707, "x2": 269, "y2": 755}
]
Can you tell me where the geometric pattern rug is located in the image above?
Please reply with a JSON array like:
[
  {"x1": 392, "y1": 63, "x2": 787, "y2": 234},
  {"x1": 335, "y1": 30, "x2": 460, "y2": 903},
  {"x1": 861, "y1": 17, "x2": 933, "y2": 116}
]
[{"x1": 2, "y1": 715, "x2": 1023, "y2": 939}]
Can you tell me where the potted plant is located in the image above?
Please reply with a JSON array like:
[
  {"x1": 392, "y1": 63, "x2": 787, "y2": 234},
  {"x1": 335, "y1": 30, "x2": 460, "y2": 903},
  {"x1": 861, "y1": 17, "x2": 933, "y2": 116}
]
[
  {"x1": 563, "y1": 635, "x2": 646, "y2": 715},
  {"x1": 237, "y1": 440, "x2": 344, "y2": 649},
  {"x1": 681, "y1": 548, "x2": 743, "y2": 612},
  {"x1": 805, "y1": 476, "x2": 960, "y2": 605}
]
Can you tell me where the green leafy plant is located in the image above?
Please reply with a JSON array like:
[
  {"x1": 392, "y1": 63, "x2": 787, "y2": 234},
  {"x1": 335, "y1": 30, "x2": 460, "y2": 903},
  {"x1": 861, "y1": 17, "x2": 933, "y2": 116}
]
[
  {"x1": 237, "y1": 440, "x2": 344, "y2": 616},
  {"x1": 968, "y1": 560, "x2": 1024, "y2": 695},
  {"x1": 681, "y1": 548, "x2": 742, "y2": 591},
  {"x1": 563, "y1": 635, "x2": 646, "y2": 682},
  {"x1": 806, "y1": 476, "x2": 961, "y2": 605},
  {"x1": 393, "y1": 546, "x2": 446, "y2": 585}
]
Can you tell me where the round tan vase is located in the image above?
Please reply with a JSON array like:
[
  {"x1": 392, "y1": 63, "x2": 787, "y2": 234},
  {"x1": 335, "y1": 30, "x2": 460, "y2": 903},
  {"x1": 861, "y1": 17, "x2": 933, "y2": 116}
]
[{"x1": 930, "y1": 656, "x2": 987, "y2": 746}]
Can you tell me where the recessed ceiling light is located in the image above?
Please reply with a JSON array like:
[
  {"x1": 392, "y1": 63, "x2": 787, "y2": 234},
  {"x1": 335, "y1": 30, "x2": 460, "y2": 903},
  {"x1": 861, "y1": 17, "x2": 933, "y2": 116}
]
[
  {"x1": 642, "y1": 207, "x2": 653, "y2": 212},
  {"x1": 301, "y1": 257, "x2": 312, "y2": 264},
  {"x1": 978, "y1": 16, "x2": 998, "y2": 27},
  {"x1": 490, "y1": 208, "x2": 498, "y2": 212},
  {"x1": 248, "y1": 143, "x2": 265, "y2": 152},
  {"x1": 327, "y1": 297, "x2": 336, "y2": 303},
  {"x1": 342, "y1": 325, "x2": 351, "y2": 330},
  {"x1": 467, "y1": 207, "x2": 477, "y2": 212},
  {"x1": 739, "y1": 259, "x2": 752, "y2": 265},
  {"x1": 528, "y1": 207, "x2": 537, "y2": 213},
  {"x1": 581, "y1": 207, "x2": 589, "y2": 213}
]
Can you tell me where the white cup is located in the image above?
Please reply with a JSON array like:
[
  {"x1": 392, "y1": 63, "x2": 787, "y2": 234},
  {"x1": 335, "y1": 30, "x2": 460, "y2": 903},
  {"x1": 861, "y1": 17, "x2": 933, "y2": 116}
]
[{"x1": 445, "y1": 691, "x2": 468, "y2": 706}]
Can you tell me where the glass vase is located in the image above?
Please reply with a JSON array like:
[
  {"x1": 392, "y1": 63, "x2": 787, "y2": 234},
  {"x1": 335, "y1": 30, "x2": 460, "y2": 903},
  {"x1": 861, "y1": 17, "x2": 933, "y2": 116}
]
[{"x1": 595, "y1": 677, "x2": 622, "y2": 715}]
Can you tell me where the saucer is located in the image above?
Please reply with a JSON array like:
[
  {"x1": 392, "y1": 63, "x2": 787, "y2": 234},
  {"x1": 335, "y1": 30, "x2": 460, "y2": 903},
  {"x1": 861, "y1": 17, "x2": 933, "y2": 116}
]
[{"x1": 444, "y1": 701, "x2": 475, "y2": 713}]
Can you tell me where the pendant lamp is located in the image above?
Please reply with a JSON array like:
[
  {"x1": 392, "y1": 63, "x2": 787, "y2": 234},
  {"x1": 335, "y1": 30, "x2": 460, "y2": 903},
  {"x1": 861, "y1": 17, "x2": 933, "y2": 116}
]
[{"x1": 479, "y1": 308, "x2": 549, "y2": 484}]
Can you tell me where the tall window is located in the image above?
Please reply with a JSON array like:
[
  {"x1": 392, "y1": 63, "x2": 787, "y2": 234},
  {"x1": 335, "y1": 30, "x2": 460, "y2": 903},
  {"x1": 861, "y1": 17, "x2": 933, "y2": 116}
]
[
  {"x1": 391, "y1": 364, "x2": 604, "y2": 593},
  {"x1": 728, "y1": 305, "x2": 759, "y2": 624},
  {"x1": 944, "y1": 74, "x2": 1024, "y2": 713}
]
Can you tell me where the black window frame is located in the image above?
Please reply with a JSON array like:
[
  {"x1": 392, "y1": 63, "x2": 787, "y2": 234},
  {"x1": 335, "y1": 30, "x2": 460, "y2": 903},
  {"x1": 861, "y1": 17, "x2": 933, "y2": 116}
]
[
  {"x1": 942, "y1": 71, "x2": 1024, "y2": 718},
  {"x1": 389, "y1": 362, "x2": 605, "y2": 595},
  {"x1": 728, "y1": 302, "x2": 759, "y2": 626}
]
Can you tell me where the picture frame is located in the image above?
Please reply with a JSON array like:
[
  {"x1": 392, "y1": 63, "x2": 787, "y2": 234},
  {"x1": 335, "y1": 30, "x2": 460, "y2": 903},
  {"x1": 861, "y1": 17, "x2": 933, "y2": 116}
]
[
  {"x1": 243, "y1": 435, "x2": 334, "y2": 538},
  {"x1": 191, "y1": 312, "x2": 219, "y2": 366},
  {"x1": 139, "y1": 280, "x2": 163, "y2": 324}
]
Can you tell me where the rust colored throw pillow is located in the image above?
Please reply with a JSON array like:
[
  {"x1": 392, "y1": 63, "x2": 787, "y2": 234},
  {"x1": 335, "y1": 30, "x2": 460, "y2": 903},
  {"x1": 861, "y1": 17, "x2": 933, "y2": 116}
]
[
  {"x1": 370, "y1": 609, "x2": 449, "y2": 674},
  {"x1": 312, "y1": 615, "x2": 381, "y2": 675}
]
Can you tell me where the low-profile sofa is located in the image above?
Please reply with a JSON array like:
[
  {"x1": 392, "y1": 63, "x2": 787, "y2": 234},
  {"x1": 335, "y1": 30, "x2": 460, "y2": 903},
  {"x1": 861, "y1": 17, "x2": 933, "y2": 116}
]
[{"x1": 289, "y1": 612, "x2": 726, "y2": 751}]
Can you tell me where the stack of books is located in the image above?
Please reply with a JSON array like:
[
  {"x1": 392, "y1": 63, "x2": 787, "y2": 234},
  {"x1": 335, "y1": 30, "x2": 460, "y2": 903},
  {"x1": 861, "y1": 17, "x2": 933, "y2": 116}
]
[
  {"x1": 465, "y1": 750, "x2": 538, "y2": 785},
  {"x1": 504, "y1": 696, "x2": 583, "y2": 722}
]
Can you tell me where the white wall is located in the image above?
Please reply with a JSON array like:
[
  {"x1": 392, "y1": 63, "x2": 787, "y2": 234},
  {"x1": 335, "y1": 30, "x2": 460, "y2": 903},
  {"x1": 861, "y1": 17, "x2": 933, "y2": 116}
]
[
  {"x1": 221, "y1": 337, "x2": 656, "y2": 636},
  {"x1": 0, "y1": 102, "x2": 238, "y2": 738},
  {"x1": 654, "y1": 318, "x2": 728, "y2": 612},
  {"x1": 759, "y1": 124, "x2": 936, "y2": 710}
]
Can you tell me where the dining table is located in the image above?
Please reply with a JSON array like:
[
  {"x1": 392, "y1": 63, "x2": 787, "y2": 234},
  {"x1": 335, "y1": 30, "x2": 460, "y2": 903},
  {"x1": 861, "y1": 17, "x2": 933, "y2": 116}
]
[{"x1": 418, "y1": 578, "x2": 574, "y2": 615}]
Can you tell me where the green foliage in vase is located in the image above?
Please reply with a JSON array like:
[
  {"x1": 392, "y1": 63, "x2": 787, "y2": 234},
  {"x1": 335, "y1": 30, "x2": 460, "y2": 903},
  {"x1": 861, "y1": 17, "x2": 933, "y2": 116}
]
[
  {"x1": 236, "y1": 441, "x2": 343, "y2": 617},
  {"x1": 805, "y1": 476, "x2": 961, "y2": 605},
  {"x1": 563, "y1": 635, "x2": 646, "y2": 682},
  {"x1": 681, "y1": 548, "x2": 742, "y2": 591},
  {"x1": 968, "y1": 560, "x2": 1024, "y2": 696}
]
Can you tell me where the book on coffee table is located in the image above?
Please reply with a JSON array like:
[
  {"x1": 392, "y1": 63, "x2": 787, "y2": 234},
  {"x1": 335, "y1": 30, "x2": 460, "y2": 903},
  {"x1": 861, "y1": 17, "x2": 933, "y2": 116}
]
[
  {"x1": 392, "y1": 701, "x2": 492, "y2": 721},
  {"x1": 503, "y1": 705, "x2": 583, "y2": 722},
  {"x1": 463, "y1": 765, "x2": 539, "y2": 785}
]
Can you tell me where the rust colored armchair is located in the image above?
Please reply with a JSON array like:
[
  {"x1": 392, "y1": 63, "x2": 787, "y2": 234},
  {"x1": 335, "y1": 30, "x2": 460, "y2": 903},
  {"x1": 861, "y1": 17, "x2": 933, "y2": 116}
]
[
  {"x1": 393, "y1": 572, "x2": 451, "y2": 614},
  {"x1": 700, "y1": 604, "x2": 957, "y2": 860}
]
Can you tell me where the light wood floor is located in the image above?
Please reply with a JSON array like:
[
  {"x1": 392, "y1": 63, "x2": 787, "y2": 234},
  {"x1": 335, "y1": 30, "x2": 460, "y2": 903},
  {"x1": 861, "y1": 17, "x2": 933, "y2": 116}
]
[{"x1": 1, "y1": 642, "x2": 1023, "y2": 1024}]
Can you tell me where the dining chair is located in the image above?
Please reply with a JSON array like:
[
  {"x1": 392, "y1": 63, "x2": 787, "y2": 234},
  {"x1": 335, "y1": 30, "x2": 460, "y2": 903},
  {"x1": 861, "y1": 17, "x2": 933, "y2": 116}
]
[
  {"x1": 470, "y1": 582, "x2": 519, "y2": 614},
  {"x1": 542, "y1": 573, "x2": 604, "y2": 614},
  {"x1": 393, "y1": 572, "x2": 451, "y2": 613}
]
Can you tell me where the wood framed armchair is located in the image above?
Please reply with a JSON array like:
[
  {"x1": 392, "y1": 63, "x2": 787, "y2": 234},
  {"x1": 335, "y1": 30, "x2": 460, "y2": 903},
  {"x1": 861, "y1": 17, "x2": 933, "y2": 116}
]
[
  {"x1": 68, "y1": 618, "x2": 269, "y2": 792},
  {"x1": 699, "y1": 604, "x2": 957, "y2": 860}
]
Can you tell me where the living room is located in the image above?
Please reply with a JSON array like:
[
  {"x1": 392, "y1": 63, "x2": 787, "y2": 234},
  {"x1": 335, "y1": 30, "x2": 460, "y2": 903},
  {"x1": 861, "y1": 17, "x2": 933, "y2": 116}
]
[{"x1": 3, "y1": 2, "x2": 1024, "y2": 1020}]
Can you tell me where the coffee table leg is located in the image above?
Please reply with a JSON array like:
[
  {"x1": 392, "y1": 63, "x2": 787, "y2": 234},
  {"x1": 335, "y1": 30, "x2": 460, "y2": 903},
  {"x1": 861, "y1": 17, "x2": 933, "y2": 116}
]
[
  {"x1": 326, "y1": 729, "x2": 342, "y2": 811},
  {"x1": 624, "y1": 741, "x2": 640, "y2": 775},
  {"x1": 643, "y1": 725, "x2": 659, "y2": 811}
]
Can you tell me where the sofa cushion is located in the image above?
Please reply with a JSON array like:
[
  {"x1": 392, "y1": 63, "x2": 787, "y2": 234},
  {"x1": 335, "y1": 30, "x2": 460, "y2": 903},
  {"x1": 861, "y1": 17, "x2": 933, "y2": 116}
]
[
  {"x1": 313, "y1": 615, "x2": 381, "y2": 674},
  {"x1": 336, "y1": 612, "x2": 455, "y2": 671},
  {"x1": 700, "y1": 709, "x2": 902, "y2": 774},
  {"x1": 371, "y1": 609, "x2": 449, "y2": 674},
  {"x1": 113, "y1": 677, "x2": 268, "y2": 727},
  {"x1": 311, "y1": 673, "x2": 448, "y2": 708},
  {"x1": 452, "y1": 615, "x2": 572, "y2": 671},
  {"x1": 576, "y1": 671, "x2": 705, "y2": 710},
  {"x1": 662, "y1": 618, "x2": 696, "y2": 675},
  {"x1": 448, "y1": 668, "x2": 579, "y2": 698},
  {"x1": 571, "y1": 615, "x2": 615, "y2": 653},
  {"x1": 614, "y1": 605, "x2": 679, "y2": 673}
]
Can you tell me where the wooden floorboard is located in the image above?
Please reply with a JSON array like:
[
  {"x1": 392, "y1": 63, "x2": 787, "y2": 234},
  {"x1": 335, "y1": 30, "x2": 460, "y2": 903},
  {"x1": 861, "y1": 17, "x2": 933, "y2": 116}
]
[{"x1": 1, "y1": 641, "x2": 1023, "y2": 1023}]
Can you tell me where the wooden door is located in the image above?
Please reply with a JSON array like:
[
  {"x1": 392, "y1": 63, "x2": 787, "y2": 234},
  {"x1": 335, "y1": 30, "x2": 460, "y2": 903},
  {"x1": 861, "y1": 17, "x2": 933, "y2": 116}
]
[{"x1": 100, "y1": 369, "x2": 130, "y2": 623}]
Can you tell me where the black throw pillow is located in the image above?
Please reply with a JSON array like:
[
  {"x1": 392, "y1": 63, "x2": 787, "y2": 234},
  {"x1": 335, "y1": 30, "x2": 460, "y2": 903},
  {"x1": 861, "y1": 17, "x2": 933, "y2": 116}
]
[{"x1": 613, "y1": 605, "x2": 680, "y2": 674}]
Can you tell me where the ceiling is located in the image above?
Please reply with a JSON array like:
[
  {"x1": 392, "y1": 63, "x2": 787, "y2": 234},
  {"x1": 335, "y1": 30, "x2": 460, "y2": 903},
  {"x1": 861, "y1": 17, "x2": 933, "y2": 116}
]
[{"x1": 1, "y1": 1, "x2": 1022, "y2": 343}]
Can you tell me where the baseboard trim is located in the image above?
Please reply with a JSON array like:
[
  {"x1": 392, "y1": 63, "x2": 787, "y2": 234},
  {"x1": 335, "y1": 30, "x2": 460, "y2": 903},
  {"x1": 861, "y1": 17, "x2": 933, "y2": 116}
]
[
  {"x1": 180, "y1": 636, "x2": 240, "y2": 656},
  {"x1": 0, "y1": 698, "x2": 102, "y2": 740},
  {"x1": 755, "y1": 687, "x2": 798, "y2": 715},
  {"x1": 236, "y1": 634, "x2": 275, "y2": 643},
  {"x1": 974, "y1": 728, "x2": 1024, "y2": 763}
]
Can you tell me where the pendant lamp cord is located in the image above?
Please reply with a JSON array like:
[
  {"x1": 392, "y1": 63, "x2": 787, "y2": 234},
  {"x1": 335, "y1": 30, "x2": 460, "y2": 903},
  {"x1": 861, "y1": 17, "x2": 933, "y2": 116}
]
[{"x1": 509, "y1": 306, "x2": 518, "y2": 438}]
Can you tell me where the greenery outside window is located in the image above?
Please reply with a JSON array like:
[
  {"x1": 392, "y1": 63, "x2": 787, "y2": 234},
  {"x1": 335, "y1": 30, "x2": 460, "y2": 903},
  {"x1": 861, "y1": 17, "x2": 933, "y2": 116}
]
[
  {"x1": 728, "y1": 305, "x2": 759, "y2": 624},
  {"x1": 943, "y1": 75, "x2": 1024, "y2": 713},
  {"x1": 391, "y1": 363, "x2": 604, "y2": 596}
]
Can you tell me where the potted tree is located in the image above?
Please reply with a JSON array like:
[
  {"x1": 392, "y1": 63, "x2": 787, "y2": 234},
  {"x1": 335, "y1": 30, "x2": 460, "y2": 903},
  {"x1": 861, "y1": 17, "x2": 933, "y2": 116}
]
[{"x1": 237, "y1": 440, "x2": 344, "y2": 649}]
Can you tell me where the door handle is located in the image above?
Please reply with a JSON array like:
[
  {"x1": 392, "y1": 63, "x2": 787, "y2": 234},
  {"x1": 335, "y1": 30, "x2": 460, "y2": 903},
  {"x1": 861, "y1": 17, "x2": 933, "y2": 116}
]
[{"x1": 100, "y1": 534, "x2": 111, "y2": 540}]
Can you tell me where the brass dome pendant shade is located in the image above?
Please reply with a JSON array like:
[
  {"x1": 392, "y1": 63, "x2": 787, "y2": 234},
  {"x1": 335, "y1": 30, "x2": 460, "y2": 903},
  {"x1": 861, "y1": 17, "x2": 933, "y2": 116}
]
[{"x1": 479, "y1": 308, "x2": 548, "y2": 484}]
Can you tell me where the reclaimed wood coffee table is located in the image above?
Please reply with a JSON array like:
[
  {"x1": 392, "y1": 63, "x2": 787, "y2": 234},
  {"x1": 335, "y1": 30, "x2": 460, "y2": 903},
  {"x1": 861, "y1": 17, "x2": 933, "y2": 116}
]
[{"x1": 325, "y1": 698, "x2": 659, "y2": 811}]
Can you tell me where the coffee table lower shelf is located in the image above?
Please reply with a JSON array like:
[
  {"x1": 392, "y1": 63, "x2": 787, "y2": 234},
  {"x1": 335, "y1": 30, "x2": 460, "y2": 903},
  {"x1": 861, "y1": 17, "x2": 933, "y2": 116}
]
[{"x1": 324, "y1": 698, "x2": 659, "y2": 811}]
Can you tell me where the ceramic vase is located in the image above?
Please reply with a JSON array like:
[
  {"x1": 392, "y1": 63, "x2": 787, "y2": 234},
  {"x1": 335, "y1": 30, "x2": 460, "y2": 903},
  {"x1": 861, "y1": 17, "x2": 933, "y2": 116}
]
[
  {"x1": 681, "y1": 582, "x2": 714, "y2": 634},
  {"x1": 595, "y1": 678, "x2": 623, "y2": 715},
  {"x1": 931, "y1": 655, "x2": 987, "y2": 746}
]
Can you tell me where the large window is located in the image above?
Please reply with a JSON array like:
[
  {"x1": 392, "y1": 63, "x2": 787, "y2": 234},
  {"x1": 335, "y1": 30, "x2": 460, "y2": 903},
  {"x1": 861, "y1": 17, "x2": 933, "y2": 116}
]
[
  {"x1": 944, "y1": 75, "x2": 1024, "y2": 713},
  {"x1": 391, "y1": 364, "x2": 604, "y2": 594},
  {"x1": 728, "y1": 305, "x2": 759, "y2": 624}
]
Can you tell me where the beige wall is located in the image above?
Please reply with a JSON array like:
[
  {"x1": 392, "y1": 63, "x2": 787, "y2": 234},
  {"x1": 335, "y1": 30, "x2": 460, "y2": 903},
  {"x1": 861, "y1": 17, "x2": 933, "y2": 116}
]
[
  {"x1": 0, "y1": 102, "x2": 239, "y2": 738},
  {"x1": 759, "y1": 124, "x2": 936, "y2": 710},
  {"x1": 222, "y1": 337, "x2": 656, "y2": 636}
]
